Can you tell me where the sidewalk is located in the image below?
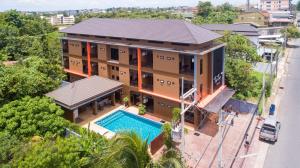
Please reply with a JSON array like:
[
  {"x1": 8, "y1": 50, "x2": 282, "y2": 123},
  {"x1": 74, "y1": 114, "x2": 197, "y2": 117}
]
[{"x1": 181, "y1": 112, "x2": 254, "y2": 168}]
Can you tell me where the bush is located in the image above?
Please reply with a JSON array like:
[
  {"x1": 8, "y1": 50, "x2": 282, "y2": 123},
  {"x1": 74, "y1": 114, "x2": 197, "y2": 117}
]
[
  {"x1": 122, "y1": 96, "x2": 129, "y2": 107},
  {"x1": 138, "y1": 104, "x2": 146, "y2": 115}
]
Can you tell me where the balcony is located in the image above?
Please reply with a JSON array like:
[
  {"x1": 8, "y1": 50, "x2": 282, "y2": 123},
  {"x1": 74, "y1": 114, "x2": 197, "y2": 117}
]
[
  {"x1": 129, "y1": 48, "x2": 138, "y2": 66},
  {"x1": 142, "y1": 72, "x2": 153, "y2": 91},
  {"x1": 62, "y1": 40, "x2": 68, "y2": 53},
  {"x1": 110, "y1": 47, "x2": 119, "y2": 61},
  {"x1": 63, "y1": 56, "x2": 69, "y2": 69},
  {"x1": 141, "y1": 49, "x2": 153, "y2": 68},
  {"x1": 91, "y1": 62, "x2": 98, "y2": 75},
  {"x1": 130, "y1": 70, "x2": 138, "y2": 87},
  {"x1": 179, "y1": 54, "x2": 194, "y2": 75},
  {"x1": 179, "y1": 79, "x2": 194, "y2": 101},
  {"x1": 82, "y1": 42, "x2": 87, "y2": 57},
  {"x1": 90, "y1": 43, "x2": 98, "y2": 58}
]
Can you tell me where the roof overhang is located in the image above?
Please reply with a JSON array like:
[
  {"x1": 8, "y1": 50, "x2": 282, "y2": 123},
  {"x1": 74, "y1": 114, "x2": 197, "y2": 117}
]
[
  {"x1": 61, "y1": 36, "x2": 225, "y2": 56},
  {"x1": 202, "y1": 87, "x2": 235, "y2": 113}
]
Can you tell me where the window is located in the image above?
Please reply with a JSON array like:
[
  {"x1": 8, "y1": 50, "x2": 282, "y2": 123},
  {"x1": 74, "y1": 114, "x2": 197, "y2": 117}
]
[
  {"x1": 90, "y1": 43, "x2": 98, "y2": 58},
  {"x1": 112, "y1": 75, "x2": 115, "y2": 79},
  {"x1": 200, "y1": 59, "x2": 203, "y2": 75},
  {"x1": 116, "y1": 67, "x2": 119, "y2": 71},
  {"x1": 116, "y1": 76, "x2": 119, "y2": 81},
  {"x1": 112, "y1": 66, "x2": 115, "y2": 70}
]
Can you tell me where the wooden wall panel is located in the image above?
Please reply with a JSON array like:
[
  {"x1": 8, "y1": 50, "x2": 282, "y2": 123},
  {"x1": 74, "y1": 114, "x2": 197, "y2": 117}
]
[
  {"x1": 119, "y1": 66, "x2": 130, "y2": 85},
  {"x1": 153, "y1": 97, "x2": 180, "y2": 119},
  {"x1": 98, "y1": 44, "x2": 108, "y2": 61},
  {"x1": 153, "y1": 50, "x2": 179, "y2": 74},
  {"x1": 153, "y1": 73, "x2": 179, "y2": 99},
  {"x1": 68, "y1": 40, "x2": 82, "y2": 56},
  {"x1": 119, "y1": 46, "x2": 129, "y2": 65},
  {"x1": 69, "y1": 56, "x2": 82, "y2": 73},
  {"x1": 98, "y1": 62, "x2": 108, "y2": 78}
]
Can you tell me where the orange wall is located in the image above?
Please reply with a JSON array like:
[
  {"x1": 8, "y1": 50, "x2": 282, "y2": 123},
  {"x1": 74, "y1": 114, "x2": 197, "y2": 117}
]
[
  {"x1": 69, "y1": 56, "x2": 83, "y2": 73},
  {"x1": 68, "y1": 40, "x2": 81, "y2": 56},
  {"x1": 153, "y1": 73, "x2": 179, "y2": 99},
  {"x1": 98, "y1": 44, "x2": 108, "y2": 61},
  {"x1": 98, "y1": 62, "x2": 108, "y2": 78},
  {"x1": 119, "y1": 46, "x2": 129, "y2": 65},
  {"x1": 153, "y1": 50, "x2": 179, "y2": 74}
]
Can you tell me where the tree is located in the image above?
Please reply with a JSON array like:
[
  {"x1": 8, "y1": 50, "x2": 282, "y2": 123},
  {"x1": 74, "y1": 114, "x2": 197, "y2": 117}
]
[
  {"x1": 222, "y1": 32, "x2": 261, "y2": 63},
  {"x1": 112, "y1": 131, "x2": 150, "y2": 168},
  {"x1": 197, "y1": 1, "x2": 214, "y2": 17},
  {"x1": 0, "y1": 96, "x2": 69, "y2": 139},
  {"x1": 0, "y1": 57, "x2": 65, "y2": 104},
  {"x1": 225, "y1": 58, "x2": 260, "y2": 100},
  {"x1": 297, "y1": 1, "x2": 300, "y2": 11},
  {"x1": 281, "y1": 25, "x2": 300, "y2": 44}
]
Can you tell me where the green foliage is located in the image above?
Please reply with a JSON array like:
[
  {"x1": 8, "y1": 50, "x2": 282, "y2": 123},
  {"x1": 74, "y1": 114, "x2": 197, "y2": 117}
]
[
  {"x1": 225, "y1": 58, "x2": 260, "y2": 100},
  {"x1": 0, "y1": 131, "x2": 23, "y2": 166},
  {"x1": 0, "y1": 10, "x2": 58, "y2": 61},
  {"x1": 156, "y1": 149, "x2": 185, "y2": 168},
  {"x1": 123, "y1": 96, "x2": 129, "y2": 107},
  {"x1": 112, "y1": 131, "x2": 150, "y2": 168},
  {"x1": 162, "y1": 123, "x2": 173, "y2": 149},
  {"x1": 0, "y1": 96, "x2": 69, "y2": 139},
  {"x1": 138, "y1": 103, "x2": 146, "y2": 115},
  {"x1": 297, "y1": 1, "x2": 300, "y2": 11},
  {"x1": 11, "y1": 132, "x2": 114, "y2": 168},
  {"x1": 193, "y1": 2, "x2": 238, "y2": 24},
  {"x1": 197, "y1": 1, "x2": 213, "y2": 17},
  {"x1": 0, "y1": 57, "x2": 65, "y2": 104},
  {"x1": 281, "y1": 25, "x2": 300, "y2": 40},
  {"x1": 172, "y1": 108, "x2": 181, "y2": 123},
  {"x1": 76, "y1": 9, "x2": 183, "y2": 23},
  {"x1": 222, "y1": 32, "x2": 261, "y2": 63}
]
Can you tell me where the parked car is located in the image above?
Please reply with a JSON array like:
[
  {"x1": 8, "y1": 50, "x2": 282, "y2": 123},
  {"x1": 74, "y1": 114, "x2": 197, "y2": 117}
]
[{"x1": 259, "y1": 117, "x2": 281, "y2": 142}]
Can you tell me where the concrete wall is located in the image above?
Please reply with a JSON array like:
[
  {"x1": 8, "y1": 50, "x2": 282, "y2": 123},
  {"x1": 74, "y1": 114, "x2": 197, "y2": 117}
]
[
  {"x1": 153, "y1": 73, "x2": 179, "y2": 99},
  {"x1": 153, "y1": 50, "x2": 179, "y2": 74}
]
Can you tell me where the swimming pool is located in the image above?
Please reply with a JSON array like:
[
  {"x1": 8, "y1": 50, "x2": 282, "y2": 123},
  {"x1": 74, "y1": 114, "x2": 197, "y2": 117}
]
[{"x1": 95, "y1": 110, "x2": 162, "y2": 143}]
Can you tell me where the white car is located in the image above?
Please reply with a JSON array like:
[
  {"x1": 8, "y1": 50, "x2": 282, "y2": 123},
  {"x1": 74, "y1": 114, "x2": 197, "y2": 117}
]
[{"x1": 259, "y1": 117, "x2": 281, "y2": 142}]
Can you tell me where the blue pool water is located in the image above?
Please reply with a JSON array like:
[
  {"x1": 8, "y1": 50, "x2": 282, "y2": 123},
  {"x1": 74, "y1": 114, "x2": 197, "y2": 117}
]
[{"x1": 95, "y1": 110, "x2": 162, "y2": 144}]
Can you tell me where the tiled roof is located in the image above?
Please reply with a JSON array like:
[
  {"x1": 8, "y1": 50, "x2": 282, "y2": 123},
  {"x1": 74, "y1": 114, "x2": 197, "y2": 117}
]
[
  {"x1": 46, "y1": 76, "x2": 122, "y2": 109},
  {"x1": 200, "y1": 24, "x2": 260, "y2": 36},
  {"x1": 60, "y1": 18, "x2": 222, "y2": 45}
]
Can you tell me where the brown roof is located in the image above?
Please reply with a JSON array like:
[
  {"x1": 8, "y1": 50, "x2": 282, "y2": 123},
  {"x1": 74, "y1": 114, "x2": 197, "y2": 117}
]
[
  {"x1": 60, "y1": 18, "x2": 222, "y2": 45},
  {"x1": 46, "y1": 76, "x2": 122, "y2": 110},
  {"x1": 200, "y1": 24, "x2": 260, "y2": 36}
]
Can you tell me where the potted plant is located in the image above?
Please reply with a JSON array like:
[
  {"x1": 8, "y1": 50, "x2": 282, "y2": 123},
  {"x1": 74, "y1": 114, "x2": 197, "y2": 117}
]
[
  {"x1": 123, "y1": 96, "x2": 129, "y2": 107},
  {"x1": 138, "y1": 104, "x2": 146, "y2": 115}
]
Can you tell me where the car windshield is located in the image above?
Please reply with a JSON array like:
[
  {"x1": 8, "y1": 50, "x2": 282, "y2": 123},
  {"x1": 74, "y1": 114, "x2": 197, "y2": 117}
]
[{"x1": 261, "y1": 125, "x2": 276, "y2": 135}]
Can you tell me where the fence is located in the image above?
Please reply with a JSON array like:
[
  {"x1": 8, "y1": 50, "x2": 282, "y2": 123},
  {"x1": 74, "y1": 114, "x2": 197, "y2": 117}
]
[{"x1": 150, "y1": 133, "x2": 164, "y2": 154}]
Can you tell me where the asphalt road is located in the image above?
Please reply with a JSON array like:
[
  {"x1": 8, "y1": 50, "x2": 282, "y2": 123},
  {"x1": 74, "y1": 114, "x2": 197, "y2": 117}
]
[{"x1": 264, "y1": 39, "x2": 300, "y2": 168}]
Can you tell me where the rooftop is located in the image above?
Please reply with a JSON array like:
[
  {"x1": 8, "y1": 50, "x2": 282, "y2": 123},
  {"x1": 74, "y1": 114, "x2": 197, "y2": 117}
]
[
  {"x1": 46, "y1": 76, "x2": 123, "y2": 110},
  {"x1": 200, "y1": 24, "x2": 259, "y2": 36},
  {"x1": 60, "y1": 18, "x2": 222, "y2": 45}
]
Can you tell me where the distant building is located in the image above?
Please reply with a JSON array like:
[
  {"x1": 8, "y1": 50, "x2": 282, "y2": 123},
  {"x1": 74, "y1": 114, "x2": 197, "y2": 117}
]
[
  {"x1": 268, "y1": 11, "x2": 293, "y2": 27},
  {"x1": 41, "y1": 14, "x2": 75, "y2": 26},
  {"x1": 235, "y1": 10, "x2": 269, "y2": 27},
  {"x1": 260, "y1": 0, "x2": 291, "y2": 11}
]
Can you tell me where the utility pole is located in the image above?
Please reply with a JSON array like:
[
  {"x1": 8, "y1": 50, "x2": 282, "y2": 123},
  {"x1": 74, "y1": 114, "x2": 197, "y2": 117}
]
[
  {"x1": 262, "y1": 51, "x2": 266, "y2": 115},
  {"x1": 218, "y1": 110, "x2": 223, "y2": 168}
]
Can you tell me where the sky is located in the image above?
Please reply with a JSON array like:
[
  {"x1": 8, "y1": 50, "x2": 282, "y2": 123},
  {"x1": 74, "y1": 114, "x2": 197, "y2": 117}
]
[{"x1": 0, "y1": 0, "x2": 260, "y2": 12}]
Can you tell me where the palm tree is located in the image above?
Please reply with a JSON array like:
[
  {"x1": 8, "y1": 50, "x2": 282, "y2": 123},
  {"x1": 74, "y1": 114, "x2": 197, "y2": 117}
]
[
  {"x1": 112, "y1": 131, "x2": 151, "y2": 168},
  {"x1": 147, "y1": 149, "x2": 185, "y2": 168}
]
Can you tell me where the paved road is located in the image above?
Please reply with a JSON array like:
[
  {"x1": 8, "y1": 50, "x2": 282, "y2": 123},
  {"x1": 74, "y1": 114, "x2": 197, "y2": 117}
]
[{"x1": 264, "y1": 39, "x2": 300, "y2": 168}]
